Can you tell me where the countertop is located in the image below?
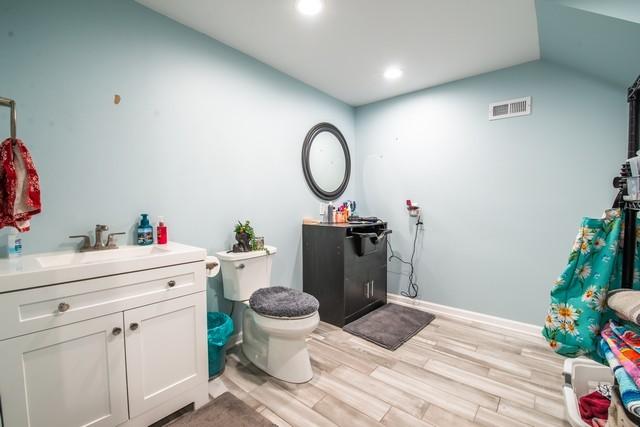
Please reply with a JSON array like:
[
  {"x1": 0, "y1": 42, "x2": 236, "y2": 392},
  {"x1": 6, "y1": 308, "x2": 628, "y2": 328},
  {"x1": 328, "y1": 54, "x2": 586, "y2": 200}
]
[
  {"x1": 303, "y1": 221, "x2": 387, "y2": 228},
  {"x1": 0, "y1": 242, "x2": 206, "y2": 294}
]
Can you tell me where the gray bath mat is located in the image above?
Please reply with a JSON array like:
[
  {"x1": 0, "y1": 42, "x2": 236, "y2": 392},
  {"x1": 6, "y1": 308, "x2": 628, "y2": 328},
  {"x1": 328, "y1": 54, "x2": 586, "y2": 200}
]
[
  {"x1": 344, "y1": 303, "x2": 435, "y2": 350},
  {"x1": 166, "y1": 392, "x2": 276, "y2": 427}
]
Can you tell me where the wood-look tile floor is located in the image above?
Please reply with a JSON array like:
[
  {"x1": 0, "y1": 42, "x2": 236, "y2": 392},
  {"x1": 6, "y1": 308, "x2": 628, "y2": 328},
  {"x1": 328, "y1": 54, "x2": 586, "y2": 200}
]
[{"x1": 218, "y1": 312, "x2": 569, "y2": 427}]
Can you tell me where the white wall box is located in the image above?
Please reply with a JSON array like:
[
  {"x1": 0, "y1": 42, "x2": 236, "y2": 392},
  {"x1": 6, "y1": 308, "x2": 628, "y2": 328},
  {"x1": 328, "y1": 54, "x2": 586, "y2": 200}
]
[{"x1": 0, "y1": 243, "x2": 209, "y2": 427}]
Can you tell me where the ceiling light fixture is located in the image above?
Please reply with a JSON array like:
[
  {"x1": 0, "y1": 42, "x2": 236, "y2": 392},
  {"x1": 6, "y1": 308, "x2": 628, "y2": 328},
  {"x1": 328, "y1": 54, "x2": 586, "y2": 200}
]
[
  {"x1": 296, "y1": 0, "x2": 323, "y2": 16},
  {"x1": 384, "y1": 67, "x2": 403, "y2": 80}
]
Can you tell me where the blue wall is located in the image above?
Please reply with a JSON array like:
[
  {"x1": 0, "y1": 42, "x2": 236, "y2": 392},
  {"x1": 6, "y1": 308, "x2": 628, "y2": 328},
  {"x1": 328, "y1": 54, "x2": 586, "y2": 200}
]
[
  {"x1": 355, "y1": 60, "x2": 626, "y2": 324},
  {"x1": 0, "y1": 0, "x2": 356, "y2": 318},
  {"x1": 1, "y1": 0, "x2": 635, "y2": 327}
]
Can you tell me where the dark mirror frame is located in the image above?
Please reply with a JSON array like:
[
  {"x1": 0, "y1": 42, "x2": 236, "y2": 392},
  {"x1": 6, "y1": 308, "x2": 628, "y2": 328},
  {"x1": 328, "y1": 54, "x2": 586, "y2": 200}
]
[{"x1": 301, "y1": 122, "x2": 351, "y2": 201}]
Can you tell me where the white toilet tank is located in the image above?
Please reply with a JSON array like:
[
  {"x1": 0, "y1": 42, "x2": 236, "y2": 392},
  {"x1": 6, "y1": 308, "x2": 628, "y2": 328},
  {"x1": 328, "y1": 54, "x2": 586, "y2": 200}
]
[{"x1": 216, "y1": 246, "x2": 277, "y2": 301}]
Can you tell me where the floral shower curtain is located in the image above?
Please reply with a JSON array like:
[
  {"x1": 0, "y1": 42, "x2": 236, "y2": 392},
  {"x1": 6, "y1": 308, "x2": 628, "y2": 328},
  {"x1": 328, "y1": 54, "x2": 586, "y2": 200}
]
[{"x1": 542, "y1": 209, "x2": 640, "y2": 359}]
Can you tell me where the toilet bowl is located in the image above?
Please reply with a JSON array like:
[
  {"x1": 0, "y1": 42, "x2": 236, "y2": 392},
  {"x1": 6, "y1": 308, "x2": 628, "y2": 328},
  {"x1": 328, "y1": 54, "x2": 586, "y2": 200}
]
[
  {"x1": 242, "y1": 303, "x2": 319, "y2": 383},
  {"x1": 216, "y1": 246, "x2": 319, "y2": 383}
]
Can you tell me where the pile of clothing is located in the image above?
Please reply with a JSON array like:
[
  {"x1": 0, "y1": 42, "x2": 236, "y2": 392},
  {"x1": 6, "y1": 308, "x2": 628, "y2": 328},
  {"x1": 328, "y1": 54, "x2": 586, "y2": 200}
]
[
  {"x1": 596, "y1": 289, "x2": 640, "y2": 426},
  {"x1": 578, "y1": 384, "x2": 611, "y2": 427},
  {"x1": 0, "y1": 138, "x2": 41, "y2": 231}
]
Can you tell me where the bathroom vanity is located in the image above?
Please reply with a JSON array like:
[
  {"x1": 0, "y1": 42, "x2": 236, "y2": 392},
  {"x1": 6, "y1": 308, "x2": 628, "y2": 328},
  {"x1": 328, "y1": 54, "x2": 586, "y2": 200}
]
[
  {"x1": 303, "y1": 222, "x2": 390, "y2": 327},
  {"x1": 0, "y1": 243, "x2": 208, "y2": 427}
]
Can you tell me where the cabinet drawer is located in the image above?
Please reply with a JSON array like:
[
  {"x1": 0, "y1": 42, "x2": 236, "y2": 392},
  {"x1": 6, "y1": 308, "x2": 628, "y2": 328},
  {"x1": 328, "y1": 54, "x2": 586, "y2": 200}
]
[{"x1": 0, "y1": 262, "x2": 205, "y2": 341}]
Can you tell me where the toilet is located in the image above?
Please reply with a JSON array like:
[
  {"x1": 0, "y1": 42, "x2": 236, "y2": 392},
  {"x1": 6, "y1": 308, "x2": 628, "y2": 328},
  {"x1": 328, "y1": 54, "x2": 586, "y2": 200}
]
[{"x1": 216, "y1": 246, "x2": 320, "y2": 383}]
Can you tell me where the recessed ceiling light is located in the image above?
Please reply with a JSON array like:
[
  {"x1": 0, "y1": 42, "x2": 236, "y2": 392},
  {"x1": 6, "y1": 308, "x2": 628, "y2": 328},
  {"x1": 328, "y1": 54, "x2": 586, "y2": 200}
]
[
  {"x1": 384, "y1": 67, "x2": 403, "y2": 80},
  {"x1": 296, "y1": 0, "x2": 323, "y2": 16}
]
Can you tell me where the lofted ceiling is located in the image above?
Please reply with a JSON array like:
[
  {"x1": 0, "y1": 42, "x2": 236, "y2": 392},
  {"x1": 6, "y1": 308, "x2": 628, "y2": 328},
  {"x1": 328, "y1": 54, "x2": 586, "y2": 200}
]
[
  {"x1": 536, "y1": 0, "x2": 640, "y2": 88},
  {"x1": 136, "y1": 0, "x2": 541, "y2": 106},
  {"x1": 546, "y1": 0, "x2": 640, "y2": 24}
]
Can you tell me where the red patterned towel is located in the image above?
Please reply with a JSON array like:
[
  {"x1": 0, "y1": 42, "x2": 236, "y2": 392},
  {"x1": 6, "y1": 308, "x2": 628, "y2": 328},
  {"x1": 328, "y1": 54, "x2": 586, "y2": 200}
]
[
  {"x1": 0, "y1": 138, "x2": 41, "y2": 231},
  {"x1": 579, "y1": 391, "x2": 610, "y2": 425}
]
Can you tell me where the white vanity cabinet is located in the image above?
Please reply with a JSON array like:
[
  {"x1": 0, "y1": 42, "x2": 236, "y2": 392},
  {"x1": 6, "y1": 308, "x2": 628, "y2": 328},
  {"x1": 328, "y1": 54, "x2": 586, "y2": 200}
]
[{"x1": 0, "y1": 244, "x2": 209, "y2": 427}]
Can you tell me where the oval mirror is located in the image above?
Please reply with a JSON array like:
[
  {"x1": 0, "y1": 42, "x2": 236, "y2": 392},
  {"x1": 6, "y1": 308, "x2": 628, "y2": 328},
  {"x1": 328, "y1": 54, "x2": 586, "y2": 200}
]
[{"x1": 302, "y1": 123, "x2": 351, "y2": 201}]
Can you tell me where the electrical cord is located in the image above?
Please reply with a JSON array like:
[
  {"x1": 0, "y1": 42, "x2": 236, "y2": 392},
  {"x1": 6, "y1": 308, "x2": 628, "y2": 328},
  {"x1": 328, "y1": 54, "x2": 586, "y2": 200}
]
[{"x1": 387, "y1": 216, "x2": 423, "y2": 298}]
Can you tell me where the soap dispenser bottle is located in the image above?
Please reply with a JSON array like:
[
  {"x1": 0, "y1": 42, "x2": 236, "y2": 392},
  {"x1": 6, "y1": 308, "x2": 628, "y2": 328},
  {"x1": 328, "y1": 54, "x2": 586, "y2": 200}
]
[
  {"x1": 137, "y1": 214, "x2": 154, "y2": 245},
  {"x1": 157, "y1": 216, "x2": 168, "y2": 245}
]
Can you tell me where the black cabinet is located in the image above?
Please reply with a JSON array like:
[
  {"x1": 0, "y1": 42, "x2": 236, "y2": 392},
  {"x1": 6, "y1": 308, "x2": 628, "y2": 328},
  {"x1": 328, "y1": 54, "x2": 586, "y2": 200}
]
[{"x1": 303, "y1": 222, "x2": 390, "y2": 327}]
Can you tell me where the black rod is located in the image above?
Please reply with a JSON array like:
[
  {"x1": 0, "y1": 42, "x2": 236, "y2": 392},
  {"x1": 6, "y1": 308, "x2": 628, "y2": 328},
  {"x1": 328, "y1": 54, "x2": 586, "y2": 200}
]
[
  {"x1": 627, "y1": 77, "x2": 639, "y2": 158},
  {"x1": 622, "y1": 212, "x2": 637, "y2": 289},
  {"x1": 621, "y1": 76, "x2": 640, "y2": 289}
]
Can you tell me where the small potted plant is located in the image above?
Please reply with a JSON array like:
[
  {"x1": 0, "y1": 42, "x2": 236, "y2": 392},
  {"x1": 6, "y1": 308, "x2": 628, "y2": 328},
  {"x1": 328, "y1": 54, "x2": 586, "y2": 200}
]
[
  {"x1": 232, "y1": 220, "x2": 270, "y2": 253},
  {"x1": 233, "y1": 220, "x2": 254, "y2": 253}
]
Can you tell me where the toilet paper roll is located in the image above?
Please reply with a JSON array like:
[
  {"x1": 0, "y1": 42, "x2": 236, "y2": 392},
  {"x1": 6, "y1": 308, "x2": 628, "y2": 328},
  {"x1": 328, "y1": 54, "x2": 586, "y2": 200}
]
[{"x1": 205, "y1": 255, "x2": 220, "y2": 278}]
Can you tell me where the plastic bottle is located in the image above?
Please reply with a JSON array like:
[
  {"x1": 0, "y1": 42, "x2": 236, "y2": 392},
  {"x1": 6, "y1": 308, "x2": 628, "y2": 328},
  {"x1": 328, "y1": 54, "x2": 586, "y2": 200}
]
[
  {"x1": 157, "y1": 216, "x2": 168, "y2": 245},
  {"x1": 7, "y1": 233, "x2": 22, "y2": 259},
  {"x1": 137, "y1": 214, "x2": 154, "y2": 246},
  {"x1": 327, "y1": 203, "x2": 334, "y2": 224}
]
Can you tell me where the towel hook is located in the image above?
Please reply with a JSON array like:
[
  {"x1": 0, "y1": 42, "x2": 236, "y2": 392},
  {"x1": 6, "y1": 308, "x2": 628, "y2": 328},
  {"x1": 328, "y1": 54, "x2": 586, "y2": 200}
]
[{"x1": 0, "y1": 97, "x2": 17, "y2": 140}]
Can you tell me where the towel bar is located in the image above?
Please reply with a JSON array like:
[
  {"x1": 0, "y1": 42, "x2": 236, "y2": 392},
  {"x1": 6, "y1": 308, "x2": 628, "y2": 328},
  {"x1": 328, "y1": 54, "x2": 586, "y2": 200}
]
[{"x1": 0, "y1": 96, "x2": 17, "y2": 140}]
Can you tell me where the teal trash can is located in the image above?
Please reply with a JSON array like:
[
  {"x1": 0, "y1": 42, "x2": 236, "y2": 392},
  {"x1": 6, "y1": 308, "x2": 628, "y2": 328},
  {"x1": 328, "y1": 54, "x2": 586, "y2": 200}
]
[{"x1": 207, "y1": 312, "x2": 234, "y2": 378}]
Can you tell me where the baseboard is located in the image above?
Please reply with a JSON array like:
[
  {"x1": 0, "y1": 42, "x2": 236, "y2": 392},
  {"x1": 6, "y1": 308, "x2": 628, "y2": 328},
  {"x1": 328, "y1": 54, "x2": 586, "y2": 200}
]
[
  {"x1": 387, "y1": 293, "x2": 542, "y2": 338},
  {"x1": 223, "y1": 296, "x2": 541, "y2": 341}
]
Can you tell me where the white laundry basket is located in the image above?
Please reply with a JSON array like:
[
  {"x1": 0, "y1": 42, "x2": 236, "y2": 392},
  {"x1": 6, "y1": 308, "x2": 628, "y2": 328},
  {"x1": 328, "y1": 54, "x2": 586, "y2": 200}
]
[{"x1": 563, "y1": 357, "x2": 614, "y2": 427}]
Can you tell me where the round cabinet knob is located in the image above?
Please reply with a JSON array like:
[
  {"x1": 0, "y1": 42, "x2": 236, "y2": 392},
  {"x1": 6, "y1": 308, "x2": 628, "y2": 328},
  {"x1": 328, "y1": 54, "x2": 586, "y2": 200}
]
[
  {"x1": 112, "y1": 327, "x2": 122, "y2": 336},
  {"x1": 58, "y1": 302, "x2": 70, "y2": 313},
  {"x1": 129, "y1": 322, "x2": 139, "y2": 331},
  {"x1": 167, "y1": 280, "x2": 176, "y2": 288}
]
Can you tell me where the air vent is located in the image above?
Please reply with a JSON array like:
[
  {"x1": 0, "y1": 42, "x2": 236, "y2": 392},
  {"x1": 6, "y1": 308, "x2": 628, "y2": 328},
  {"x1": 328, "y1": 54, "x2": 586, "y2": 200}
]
[{"x1": 489, "y1": 96, "x2": 531, "y2": 120}]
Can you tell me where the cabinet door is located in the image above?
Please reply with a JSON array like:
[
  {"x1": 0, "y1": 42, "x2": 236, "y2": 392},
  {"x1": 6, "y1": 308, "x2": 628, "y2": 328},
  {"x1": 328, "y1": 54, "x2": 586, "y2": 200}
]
[
  {"x1": 344, "y1": 258, "x2": 371, "y2": 317},
  {"x1": 369, "y1": 264, "x2": 388, "y2": 303},
  {"x1": 0, "y1": 313, "x2": 128, "y2": 427},
  {"x1": 124, "y1": 292, "x2": 207, "y2": 417}
]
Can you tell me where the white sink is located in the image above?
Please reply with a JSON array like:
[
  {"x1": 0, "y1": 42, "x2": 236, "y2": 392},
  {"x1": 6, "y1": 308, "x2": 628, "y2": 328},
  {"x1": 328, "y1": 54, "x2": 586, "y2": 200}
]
[
  {"x1": 0, "y1": 242, "x2": 207, "y2": 294},
  {"x1": 36, "y1": 245, "x2": 170, "y2": 268}
]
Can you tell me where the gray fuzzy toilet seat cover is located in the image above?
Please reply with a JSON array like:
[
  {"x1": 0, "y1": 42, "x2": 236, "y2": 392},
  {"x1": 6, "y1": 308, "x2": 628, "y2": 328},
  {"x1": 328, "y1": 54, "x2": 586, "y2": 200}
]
[{"x1": 249, "y1": 286, "x2": 319, "y2": 318}]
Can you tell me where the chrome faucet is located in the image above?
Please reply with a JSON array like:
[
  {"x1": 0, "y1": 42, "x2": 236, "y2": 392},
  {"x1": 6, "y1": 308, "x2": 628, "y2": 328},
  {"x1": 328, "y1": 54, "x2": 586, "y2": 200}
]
[
  {"x1": 94, "y1": 224, "x2": 109, "y2": 249},
  {"x1": 70, "y1": 225, "x2": 126, "y2": 252}
]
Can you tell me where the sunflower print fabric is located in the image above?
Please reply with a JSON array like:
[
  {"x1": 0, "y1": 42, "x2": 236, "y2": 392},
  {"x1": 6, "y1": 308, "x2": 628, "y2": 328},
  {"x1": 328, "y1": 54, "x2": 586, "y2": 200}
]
[{"x1": 542, "y1": 209, "x2": 640, "y2": 358}]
